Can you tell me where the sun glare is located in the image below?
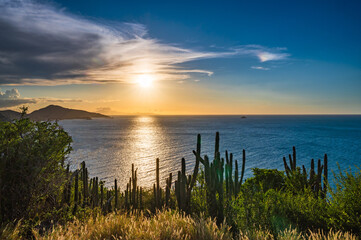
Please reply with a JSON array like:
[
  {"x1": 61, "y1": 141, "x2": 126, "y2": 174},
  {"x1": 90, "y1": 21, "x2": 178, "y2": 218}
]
[{"x1": 137, "y1": 74, "x2": 154, "y2": 88}]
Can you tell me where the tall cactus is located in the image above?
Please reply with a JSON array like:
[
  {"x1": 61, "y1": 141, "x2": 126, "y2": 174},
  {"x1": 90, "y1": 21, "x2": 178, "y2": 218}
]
[
  {"x1": 283, "y1": 147, "x2": 328, "y2": 198},
  {"x1": 132, "y1": 164, "x2": 137, "y2": 208},
  {"x1": 72, "y1": 169, "x2": 79, "y2": 214},
  {"x1": 124, "y1": 183, "x2": 129, "y2": 210},
  {"x1": 322, "y1": 154, "x2": 328, "y2": 198},
  {"x1": 195, "y1": 132, "x2": 246, "y2": 224},
  {"x1": 165, "y1": 173, "x2": 172, "y2": 207},
  {"x1": 154, "y1": 158, "x2": 162, "y2": 209},
  {"x1": 174, "y1": 134, "x2": 202, "y2": 213},
  {"x1": 114, "y1": 179, "x2": 118, "y2": 210},
  {"x1": 123, "y1": 163, "x2": 139, "y2": 210},
  {"x1": 81, "y1": 161, "x2": 89, "y2": 207},
  {"x1": 100, "y1": 181, "x2": 104, "y2": 209},
  {"x1": 139, "y1": 187, "x2": 143, "y2": 209}
]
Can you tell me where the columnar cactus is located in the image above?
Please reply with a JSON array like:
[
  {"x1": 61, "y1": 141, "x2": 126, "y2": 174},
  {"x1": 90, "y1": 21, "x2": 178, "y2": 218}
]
[
  {"x1": 195, "y1": 132, "x2": 246, "y2": 224},
  {"x1": 100, "y1": 181, "x2": 104, "y2": 208},
  {"x1": 132, "y1": 164, "x2": 137, "y2": 208},
  {"x1": 114, "y1": 179, "x2": 118, "y2": 210},
  {"x1": 283, "y1": 147, "x2": 328, "y2": 198},
  {"x1": 123, "y1": 163, "x2": 139, "y2": 210},
  {"x1": 154, "y1": 158, "x2": 162, "y2": 209},
  {"x1": 165, "y1": 173, "x2": 172, "y2": 207},
  {"x1": 81, "y1": 161, "x2": 89, "y2": 206},
  {"x1": 174, "y1": 134, "x2": 202, "y2": 213}
]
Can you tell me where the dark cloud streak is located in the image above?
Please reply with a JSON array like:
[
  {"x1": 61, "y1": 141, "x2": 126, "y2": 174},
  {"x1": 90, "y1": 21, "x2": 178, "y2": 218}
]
[{"x1": 0, "y1": 0, "x2": 290, "y2": 86}]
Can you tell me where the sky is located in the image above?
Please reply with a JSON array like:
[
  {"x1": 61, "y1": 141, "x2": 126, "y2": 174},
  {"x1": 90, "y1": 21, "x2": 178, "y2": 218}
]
[{"x1": 0, "y1": 0, "x2": 360, "y2": 114}]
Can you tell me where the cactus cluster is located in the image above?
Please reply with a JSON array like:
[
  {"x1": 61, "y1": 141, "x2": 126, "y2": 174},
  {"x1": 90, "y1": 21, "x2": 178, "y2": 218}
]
[
  {"x1": 194, "y1": 132, "x2": 246, "y2": 223},
  {"x1": 58, "y1": 133, "x2": 331, "y2": 225},
  {"x1": 225, "y1": 149, "x2": 246, "y2": 198},
  {"x1": 124, "y1": 163, "x2": 142, "y2": 210},
  {"x1": 174, "y1": 134, "x2": 201, "y2": 213},
  {"x1": 65, "y1": 161, "x2": 113, "y2": 213},
  {"x1": 283, "y1": 147, "x2": 328, "y2": 198}
]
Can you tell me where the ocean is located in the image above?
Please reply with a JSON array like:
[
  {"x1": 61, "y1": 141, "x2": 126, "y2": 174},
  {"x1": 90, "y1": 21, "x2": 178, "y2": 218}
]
[{"x1": 59, "y1": 115, "x2": 361, "y2": 189}]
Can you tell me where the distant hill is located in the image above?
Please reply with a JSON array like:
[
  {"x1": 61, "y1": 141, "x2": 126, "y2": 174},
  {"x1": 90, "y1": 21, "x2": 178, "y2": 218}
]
[
  {"x1": 0, "y1": 105, "x2": 110, "y2": 121},
  {"x1": 0, "y1": 110, "x2": 21, "y2": 121},
  {"x1": 0, "y1": 113, "x2": 9, "y2": 122},
  {"x1": 29, "y1": 105, "x2": 110, "y2": 121}
]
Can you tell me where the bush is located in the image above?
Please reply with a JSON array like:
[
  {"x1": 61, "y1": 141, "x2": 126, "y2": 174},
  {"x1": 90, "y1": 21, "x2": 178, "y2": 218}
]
[
  {"x1": 230, "y1": 169, "x2": 284, "y2": 234},
  {"x1": 232, "y1": 168, "x2": 330, "y2": 235},
  {"x1": 265, "y1": 189, "x2": 329, "y2": 233},
  {"x1": 244, "y1": 168, "x2": 285, "y2": 193},
  {"x1": 0, "y1": 108, "x2": 72, "y2": 224},
  {"x1": 328, "y1": 166, "x2": 361, "y2": 235}
]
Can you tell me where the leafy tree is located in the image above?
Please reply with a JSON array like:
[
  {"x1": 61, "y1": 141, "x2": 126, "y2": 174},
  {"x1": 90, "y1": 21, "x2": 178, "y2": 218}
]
[{"x1": 0, "y1": 107, "x2": 72, "y2": 223}]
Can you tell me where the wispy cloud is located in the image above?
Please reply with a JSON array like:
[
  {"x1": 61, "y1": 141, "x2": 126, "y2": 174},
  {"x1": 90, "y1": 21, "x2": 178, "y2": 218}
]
[
  {"x1": 234, "y1": 45, "x2": 290, "y2": 62},
  {"x1": 251, "y1": 66, "x2": 270, "y2": 71},
  {"x1": 37, "y1": 98, "x2": 83, "y2": 103},
  {"x1": 96, "y1": 107, "x2": 111, "y2": 113},
  {"x1": 0, "y1": 0, "x2": 290, "y2": 86}
]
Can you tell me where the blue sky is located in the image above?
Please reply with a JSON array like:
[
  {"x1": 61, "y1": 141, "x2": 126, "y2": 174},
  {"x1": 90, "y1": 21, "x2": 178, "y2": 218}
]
[
  {"x1": 0, "y1": 0, "x2": 360, "y2": 114},
  {"x1": 59, "y1": 0, "x2": 361, "y2": 63}
]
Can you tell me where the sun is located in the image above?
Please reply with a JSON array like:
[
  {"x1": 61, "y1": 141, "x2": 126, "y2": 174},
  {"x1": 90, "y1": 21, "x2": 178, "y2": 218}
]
[{"x1": 136, "y1": 74, "x2": 154, "y2": 88}]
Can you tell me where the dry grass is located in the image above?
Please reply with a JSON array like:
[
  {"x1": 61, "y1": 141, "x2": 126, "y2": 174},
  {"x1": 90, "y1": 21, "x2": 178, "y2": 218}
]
[
  {"x1": 1, "y1": 211, "x2": 358, "y2": 240},
  {"x1": 306, "y1": 229, "x2": 358, "y2": 240},
  {"x1": 238, "y1": 227, "x2": 358, "y2": 240},
  {"x1": 32, "y1": 210, "x2": 232, "y2": 240}
]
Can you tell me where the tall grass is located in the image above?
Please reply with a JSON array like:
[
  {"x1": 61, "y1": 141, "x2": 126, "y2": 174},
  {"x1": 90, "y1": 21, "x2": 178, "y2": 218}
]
[
  {"x1": 1, "y1": 211, "x2": 354, "y2": 240},
  {"x1": 32, "y1": 210, "x2": 232, "y2": 240}
]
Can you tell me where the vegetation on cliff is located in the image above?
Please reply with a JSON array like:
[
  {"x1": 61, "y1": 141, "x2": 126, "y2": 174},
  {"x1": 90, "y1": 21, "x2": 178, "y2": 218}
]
[{"x1": 0, "y1": 109, "x2": 360, "y2": 239}]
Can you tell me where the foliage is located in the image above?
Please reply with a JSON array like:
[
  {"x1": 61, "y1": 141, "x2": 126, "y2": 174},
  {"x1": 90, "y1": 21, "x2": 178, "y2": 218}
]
[
  {"x1": 328, "y1": 165, "x2": 361, "y2": 235},
  {"x1": 243, "y1": 168, "x2": 285, "y2": 193},
  {"x1": 233, "y1": 168, "x2": 330, "y2": 235},
  {"x1": 265, "y1": 189, "x2": 329, "y2": 233},
  {"x1": 190, "y1": 169, "x2": 208, "y2": 216},
  {"x1": 0, "y1": 107, "x2": 72, "y2": 225}
]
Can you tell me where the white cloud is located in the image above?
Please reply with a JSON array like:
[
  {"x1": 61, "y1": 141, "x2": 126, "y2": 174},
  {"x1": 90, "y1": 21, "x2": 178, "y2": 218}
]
[
  {"x1": 0, "y1": 88, "x2": 36, "y2": 107},
  {"x1": 234, "y1": 45, "x2": 290, "y2": 62},
  {"x1": 251, "y1": 66, "x2": 270, "y2": 70},
  {"x1": 0, "y1": 88, "x2": 82, "y2": 108},
  {"x1": 0, "y1": 88, "x2": 20, "y2": 99}
]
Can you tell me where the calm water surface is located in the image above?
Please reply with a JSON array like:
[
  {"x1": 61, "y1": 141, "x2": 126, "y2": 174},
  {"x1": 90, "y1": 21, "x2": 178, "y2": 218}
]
[{"x1": 60, "y1": 115, "x2": 361, "y2": 188}]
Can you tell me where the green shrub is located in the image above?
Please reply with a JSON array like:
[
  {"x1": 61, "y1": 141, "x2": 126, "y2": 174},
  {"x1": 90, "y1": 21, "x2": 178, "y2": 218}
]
[
  {"x1": 244, "y1": 168, "x2": 285, "y2": 192},
  {"x1": 265, "y1": 189, "x2": 329, "y2": 233},
  {"x1": 0, "y1": 108, "x2": 72, "y2": 224},
  {"x1": 232, "y1": 168, "x2": 331, "y2": 236},
  {"x1": 328, "y1": 166, "x2": 361, "y2": 235}
]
